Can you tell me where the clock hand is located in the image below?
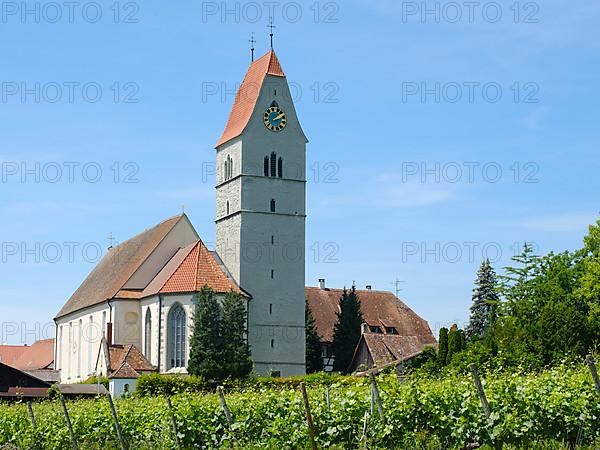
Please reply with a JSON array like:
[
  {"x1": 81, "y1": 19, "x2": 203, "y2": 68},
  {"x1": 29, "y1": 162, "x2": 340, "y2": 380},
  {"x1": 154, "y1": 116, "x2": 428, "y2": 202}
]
[{"x1": 273, "y1": 113, "x2": 285, "y2": 121}]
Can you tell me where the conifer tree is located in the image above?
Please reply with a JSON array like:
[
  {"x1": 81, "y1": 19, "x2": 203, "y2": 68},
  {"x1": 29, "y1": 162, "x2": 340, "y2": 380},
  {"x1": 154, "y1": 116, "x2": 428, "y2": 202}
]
[
  {"x1": 188, "y1": 286, "x2": 225, "y2": 380},
  {"x1": 222, "y1": 290, "x2": 253, "y2": 379},
  {"x1": 305, "y1": 298, "x2": 324, "y2": 373},
  {"x1": 466, "y1": 259, "x2": 501, "y2": 340},
  {"x1": 331, "y1": 286, "x2": 363, "y2": 373},
  {"x1": 446, "y1": 324, "x2": 464, "y2": 364},
  {"x1": 438, "y1": 327, "x2": 449, "y2": 366}
]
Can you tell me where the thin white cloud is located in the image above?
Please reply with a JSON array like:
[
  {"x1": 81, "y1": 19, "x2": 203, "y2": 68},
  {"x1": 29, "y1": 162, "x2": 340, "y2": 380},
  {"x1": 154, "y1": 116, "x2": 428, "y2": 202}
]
[{"x1": 516, "y1": 212, "x2": 598, "y2": 232}]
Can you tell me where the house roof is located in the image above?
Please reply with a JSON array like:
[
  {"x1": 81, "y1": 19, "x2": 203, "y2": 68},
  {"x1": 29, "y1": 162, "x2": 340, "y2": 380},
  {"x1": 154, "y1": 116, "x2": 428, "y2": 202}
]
[
  {"x1": 0, "y1": 345, "x2": 29, "y2": 367},
  {"x1": 0, "y1": 362, "x2": 51, "y2": 391},
  {"x1": 58, "y1": 384, "x2": 108, "y2": 396},
  {"x1": 108, "y1": 344, "x2": 154, "y2": 373},
  {"x1": 56, "y1": 215, "x2": 186, "y2": 318},
  {"x1": 143, "y1": 240, "x2": 244, "y2": 296},
  {"x1": 10, "y1": 339, "x2": 54, "y2": 370},
  {"x1": 360, "y1": 334, "x2": 425, "y2": 367},
  {"x1": 110, "y1": 361, "x2": 140, "y2": 379},
  {"x1": 305, "y1": 287, "x2": 437, "y2": 346},
  {"x1": 216, "y1": 50, "x2": 286, "y2": 147},
  {"x1": 22, "y1": 369, "x2": 60, "y2": 384}
]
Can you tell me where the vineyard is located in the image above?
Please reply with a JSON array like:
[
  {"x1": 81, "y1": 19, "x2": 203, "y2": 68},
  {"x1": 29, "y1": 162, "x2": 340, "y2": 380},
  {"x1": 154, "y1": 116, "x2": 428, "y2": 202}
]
[{"x1": 1, "y1": 363, "x2": 599, "y2": 449}]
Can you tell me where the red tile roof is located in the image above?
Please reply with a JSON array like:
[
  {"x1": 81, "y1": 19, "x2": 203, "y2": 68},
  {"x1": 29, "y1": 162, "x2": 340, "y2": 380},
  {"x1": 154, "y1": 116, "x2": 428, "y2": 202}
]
[
  {"x1": 143, "y1": 240, "x2": 243, "y2": 296},
  {"x1": 216, "y1": 51, "x2": 286, "y2": 147},
  {"x1": 11, "y1": 339, "x2": 54, "y2": 370},
  {"x1": 305, "y1": 287, "x2": 437, "y2": 346},
  {"x1": 0, "y1": 345, "x2": 29, "y2": 366},
  {"x1": 107, "y1": 344, "x2": 154, "y2": 373},
  {"x1": 110, "y1": 361, "x2": 140, "y2": 379},
  {"x1": 56, "y1": 215, "x2": 186, "y2": 318}
]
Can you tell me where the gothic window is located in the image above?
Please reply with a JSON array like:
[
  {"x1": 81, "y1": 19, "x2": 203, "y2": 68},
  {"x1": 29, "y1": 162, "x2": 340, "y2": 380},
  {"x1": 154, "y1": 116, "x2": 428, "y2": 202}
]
[
  {"x1": 223, "y1": 161, "x2": 228, "y2": 181},
  {"x1": 270, "y1": 152, "x2": 277, "y2": 177},
  {"x1": 278, "y1": 157, "x2": 283, "y2": 178},
  {"x1": 264, "y1": 156, "x2": 269, "y2": 176},
  {"x1": 145, "y1": 309, "x2": 152, "y2": 361},
  {"x1": 167, "y1": 303, "x2": 187, "y2": 369},
  {"x1": 270, "y1": 199, "x2": 276, "y2": 212},
  {"x1": 226, "y1": 201, "x2": 230, "y2": 215}
]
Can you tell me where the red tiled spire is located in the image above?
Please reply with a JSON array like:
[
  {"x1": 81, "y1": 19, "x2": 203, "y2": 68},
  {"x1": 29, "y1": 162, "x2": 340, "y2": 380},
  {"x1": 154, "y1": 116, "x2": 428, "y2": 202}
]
[{"x1": 216, "y1": 51, "x2": 285, "y2": 148}]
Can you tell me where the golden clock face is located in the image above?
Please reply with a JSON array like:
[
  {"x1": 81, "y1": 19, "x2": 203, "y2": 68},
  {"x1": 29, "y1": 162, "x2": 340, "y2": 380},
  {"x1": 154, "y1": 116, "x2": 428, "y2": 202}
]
[{"x1": 263, "y1": 106, "x2": 287, "y2": 132}]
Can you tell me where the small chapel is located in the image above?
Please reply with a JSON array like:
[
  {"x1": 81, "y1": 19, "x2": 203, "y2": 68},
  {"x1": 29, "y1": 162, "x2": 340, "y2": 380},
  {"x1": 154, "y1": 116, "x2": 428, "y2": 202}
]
[{"x1": 53, "y1": 49, "x2": 436, "y2": 383}]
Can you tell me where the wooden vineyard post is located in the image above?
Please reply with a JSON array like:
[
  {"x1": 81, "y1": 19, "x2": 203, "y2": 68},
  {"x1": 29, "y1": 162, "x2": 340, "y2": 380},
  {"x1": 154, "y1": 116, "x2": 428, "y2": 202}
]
[
  {"x1": 217, "y1": 386, "x2": 235, "y2": 449},
  {"x1": 106, "y1": 393, "x2": 127, "y2": 450},
  {"x1": 217, "y1": 386, "x2": 233, "y2": 429},
  {"x1": 369, "y1": 374, "x2": 385, "y2": 422},
  {"x1": 27, "y1": 401, "x2": 37, "y2": 449},
  {"x1": 586, "y1": 355, "x2": 600, "y2": 395},
  {"x1": 27, "y1": 401, "x2": 37, "y2": 431},
  {"x1": 469, "y1": 364, "x2": 491, "y2": 418},
  {"x1": 59, "y1": 393, "x2": 79, "y2": 450},
  {"x1": 325, "y1": 387, "x2": 331, "y2": 411},
  {"x1": 300, "y1": 382, "x2": 318, "y2": 450},
  {"x1": 361, "y1": 411, "x2": 369, "y2": 450},
  {"x1": 166, "y1": 397, "x2": 182, "y2": 450},
  {"x1": 369, "y1": 373, "x2": 394, "y2": 449}
]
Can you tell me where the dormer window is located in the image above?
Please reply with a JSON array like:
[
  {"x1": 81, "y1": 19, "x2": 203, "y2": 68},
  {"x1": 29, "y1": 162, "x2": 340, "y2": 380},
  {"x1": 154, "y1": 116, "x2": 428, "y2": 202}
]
[
  {"x1": 369, "y1": 325, "x2": 382, "y2": 334},
  {"x1": 385, "y1": 326, "x2": 398, "y2": 335}
]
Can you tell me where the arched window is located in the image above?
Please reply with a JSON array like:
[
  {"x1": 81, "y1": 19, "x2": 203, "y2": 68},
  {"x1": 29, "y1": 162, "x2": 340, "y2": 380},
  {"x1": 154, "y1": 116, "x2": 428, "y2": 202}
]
[
  {"x1": 145, "y1": 309, "x2": 152, "y2": 361},
  {"x1": 226, "y1": 201, "x2": 230, "y2": 215},
  {"x1": 278, "y1": 157, "x2": 283, "y2": 178},
  {"x1": 270, "y1": 152, "x2": 277, "y2": 177},
  {"x1": 224, "y1": 155, "x2": 233, "y2": 181},
  {"x1": 167, "y1": 303, "x2": 187, "y2": 369},
  {"x1": 264, "y1": 156, "x2": 269, "y2": 176},
  {"x1": 270, "y1": 199, "x2": 276, "y2": 212}
]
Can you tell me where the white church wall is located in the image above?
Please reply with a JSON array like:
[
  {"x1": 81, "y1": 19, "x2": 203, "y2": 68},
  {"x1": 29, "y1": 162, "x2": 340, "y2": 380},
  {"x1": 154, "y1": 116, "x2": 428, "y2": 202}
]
[
  {"x1": 111, "y1": 300, "x2": 142, "y2": 348},
  {"x1": 123, "y1": 217, "x2": 199, "y2": 290},
  {"x1": 55, "y1": 302, "x2": 110, "y2": 383}
]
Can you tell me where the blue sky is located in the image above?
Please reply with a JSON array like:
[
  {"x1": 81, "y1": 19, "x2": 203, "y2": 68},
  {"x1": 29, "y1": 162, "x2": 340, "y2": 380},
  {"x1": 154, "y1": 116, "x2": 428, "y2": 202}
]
[{"x1": 1, "y1": 0, "x2": 599, "y2": 344}]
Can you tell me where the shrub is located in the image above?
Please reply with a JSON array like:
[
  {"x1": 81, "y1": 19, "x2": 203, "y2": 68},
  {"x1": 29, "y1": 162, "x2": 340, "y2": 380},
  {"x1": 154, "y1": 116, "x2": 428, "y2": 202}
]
[{"x1": 136, "y1": 373, "x2": 207, "y2": 397}]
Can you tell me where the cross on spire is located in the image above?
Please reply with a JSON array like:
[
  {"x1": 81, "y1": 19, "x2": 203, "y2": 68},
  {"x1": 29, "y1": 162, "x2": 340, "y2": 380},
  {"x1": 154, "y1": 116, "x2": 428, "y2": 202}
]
[
  {"x1": 268, "y1": 17, "x2": 276, "y2": 49},
  {"x1": 107, "y1": 232, "x2": 115, "y2": 250},
  {"x1": 249, "y1": 32, "x2": 256, "y2": 62}
]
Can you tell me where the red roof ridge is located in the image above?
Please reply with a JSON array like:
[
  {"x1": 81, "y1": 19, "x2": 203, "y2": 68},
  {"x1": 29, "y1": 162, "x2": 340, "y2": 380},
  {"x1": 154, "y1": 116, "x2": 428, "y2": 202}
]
[{"x1": 216, "y1": 51, "x2": 285, "y2": 148}]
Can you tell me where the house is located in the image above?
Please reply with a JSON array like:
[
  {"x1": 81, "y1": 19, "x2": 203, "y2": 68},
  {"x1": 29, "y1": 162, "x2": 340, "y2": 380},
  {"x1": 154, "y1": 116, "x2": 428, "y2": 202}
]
[
  {"x1": 95, "y1": 338, "x2": 155, "y2": 397},
  {"x1": 305, "y1": 281, "x2": 437, "y2": 372}
]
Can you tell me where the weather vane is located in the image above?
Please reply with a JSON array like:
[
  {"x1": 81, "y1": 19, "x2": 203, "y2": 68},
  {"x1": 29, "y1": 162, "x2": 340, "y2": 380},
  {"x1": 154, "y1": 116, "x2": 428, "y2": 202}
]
[
  {"x1": 249, "y1": 32, "x2": 256, "y2": 62},
  {"x1": 268, "y1": 17, "x2": 276, "y2": 49}
]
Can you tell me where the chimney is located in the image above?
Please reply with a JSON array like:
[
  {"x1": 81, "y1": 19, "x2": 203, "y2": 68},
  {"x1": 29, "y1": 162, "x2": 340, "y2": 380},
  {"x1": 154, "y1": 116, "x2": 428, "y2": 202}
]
[
  {"x1": 365, "y1": 285, "x2": 372, "y2": 290},
  {"x1": 106, "y1": 322, "x2": 113, "y2": 346},
  {"x1": 318, "y1": 278, "x2": 326, "y2": 290},
  {"x1": 361, "y1": 323, "x2": 370, "y2": 335}
]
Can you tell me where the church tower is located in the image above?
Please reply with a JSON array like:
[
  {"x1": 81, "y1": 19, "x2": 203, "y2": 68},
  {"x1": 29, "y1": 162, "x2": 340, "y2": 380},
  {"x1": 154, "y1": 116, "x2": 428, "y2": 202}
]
[{"x1": 215, "y1": 51, "x2": 308, "y2": 376}]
